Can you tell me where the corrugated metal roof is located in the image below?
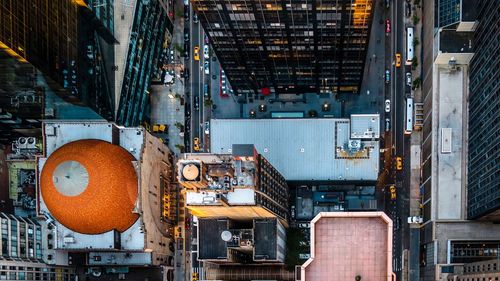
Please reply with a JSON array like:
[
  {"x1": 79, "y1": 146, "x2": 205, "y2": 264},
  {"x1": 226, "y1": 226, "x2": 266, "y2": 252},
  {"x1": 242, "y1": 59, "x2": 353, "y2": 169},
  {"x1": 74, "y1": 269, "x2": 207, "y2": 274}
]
[{"x1": 210, "y1": 118, "x2": 380, "y2": 181}]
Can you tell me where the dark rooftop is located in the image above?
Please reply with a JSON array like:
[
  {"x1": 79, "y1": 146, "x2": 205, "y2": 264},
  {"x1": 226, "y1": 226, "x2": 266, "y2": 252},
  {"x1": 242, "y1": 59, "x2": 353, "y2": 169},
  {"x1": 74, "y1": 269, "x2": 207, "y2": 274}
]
[
  {"x1": 198, "y1": 219, "x2": 228, "y2": 260},
  {"x1": 440, "y1": 29, "x2": 474, "y2": 53},
  {"x1": 461, "y1": 0, "x2": 477, "y2": 21},
  {"x1": 254, "y1": 219, "x2": 277, "y2": 260}
]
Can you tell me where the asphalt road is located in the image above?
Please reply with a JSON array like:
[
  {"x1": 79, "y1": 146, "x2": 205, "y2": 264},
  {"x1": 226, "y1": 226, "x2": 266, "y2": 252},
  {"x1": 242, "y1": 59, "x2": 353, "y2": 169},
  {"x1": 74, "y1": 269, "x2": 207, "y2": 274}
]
[
  {"x1": 388, "y1": 0, "x2": 413, "y2": 279},
  {"x1": 186, "y1": 5, "x2": 212, "y2": 153}
]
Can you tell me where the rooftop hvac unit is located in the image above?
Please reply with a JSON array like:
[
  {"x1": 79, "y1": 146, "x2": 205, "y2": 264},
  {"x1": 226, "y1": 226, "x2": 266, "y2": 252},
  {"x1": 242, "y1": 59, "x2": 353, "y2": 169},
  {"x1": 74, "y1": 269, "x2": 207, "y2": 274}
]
[
  {"x1": 221, "y1": 230, "x2": 232, "y2": 242},
  {"x1": 63, "y1": 236, "x2": 76, "y2": 243},
  {"x1": 17, "y1": 137, "x2": 28, "y2": 149},
  {"x1": 27, "y1": 137, "x2": 36, "y2": 148}
]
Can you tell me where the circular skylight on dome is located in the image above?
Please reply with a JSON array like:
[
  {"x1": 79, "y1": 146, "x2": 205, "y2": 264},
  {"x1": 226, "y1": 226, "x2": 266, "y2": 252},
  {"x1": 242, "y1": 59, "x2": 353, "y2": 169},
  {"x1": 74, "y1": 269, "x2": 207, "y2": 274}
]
[{"x1": 52, "y1": 160, "x2": 89, "y2": 196}]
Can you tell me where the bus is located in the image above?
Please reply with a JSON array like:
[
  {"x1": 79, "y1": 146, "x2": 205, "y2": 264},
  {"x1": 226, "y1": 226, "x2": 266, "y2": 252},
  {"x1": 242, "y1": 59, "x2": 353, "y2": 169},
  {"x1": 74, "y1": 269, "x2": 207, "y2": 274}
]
[
  {"x1": 406, "y1": 27, "x2": 414, "y2": 64},
  {"x1": 405, "y1": 98, "x2": 413, "y2": 134}
]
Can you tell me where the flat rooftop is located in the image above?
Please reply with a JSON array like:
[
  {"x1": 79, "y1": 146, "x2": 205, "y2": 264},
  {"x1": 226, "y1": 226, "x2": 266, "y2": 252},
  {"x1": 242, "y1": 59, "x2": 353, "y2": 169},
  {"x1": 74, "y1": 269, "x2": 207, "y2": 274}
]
[
  {"x1": 210, "y1": 116, "x2": 380, "y2": 181},
  {"x1": 301, "y1": 212, "x2": 393, "y2": 281}
]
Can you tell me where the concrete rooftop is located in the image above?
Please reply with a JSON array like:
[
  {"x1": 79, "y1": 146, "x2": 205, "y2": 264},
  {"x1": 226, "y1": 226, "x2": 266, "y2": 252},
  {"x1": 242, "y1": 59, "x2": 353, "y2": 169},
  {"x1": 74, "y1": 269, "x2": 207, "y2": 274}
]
[{"x1": 301, "y1": 212, "x2": 393, "y2": 281}]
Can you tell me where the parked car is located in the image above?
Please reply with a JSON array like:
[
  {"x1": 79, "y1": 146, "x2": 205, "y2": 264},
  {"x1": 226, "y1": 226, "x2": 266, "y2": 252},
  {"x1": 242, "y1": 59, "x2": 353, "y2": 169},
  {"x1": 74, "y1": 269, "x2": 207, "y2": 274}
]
[
  {"x1": 298, "y1": 223, "x2": 310, "y2": 229},
  {"x1": 204, "y1": 61, "x2": 210, "y2": 75},
  {"x1": 169, "y1": 49, "x2": 174, "y2": 62},
  {"x1": 385, "y1": 99, "x2": 391, "y2": 113},
  {"x1": 193, "y1": 46, "x2": 200, "y2": 61},
  {"x1": 194, "y1": 96, "x2": 199, "y2": 110},
  {"x1": 395, "y1": 53, "x2": 401, "y2": 67},
  {"x1": 184, "y1": 31, "x2": 190, "y2": 42},
  {"x1": 395, "y1": 156, "x2": 403, "y2": 170},
  {"x1": 390, "y1": 185, "x2": 397, "y2": 200},
  {"x1": 204, "y1": 34, "x2": 209, "y2": 44},
  {"x1": 203, "y1": 45, "x2": 209, "y2": 59},
  {"x1": 184, "y1": 42, "x2": 190, "y2": 59},
  {"x1": 406, "y1": 72, "x2": 412, "y2": 86},
  {"x1": 385, "y1": 69, "x2": 390, "y2": 83},
  {"x1": 193, "y1": 137, "x2": 200, "y2": 151},
  {"x1": 407, "y1": 216, "x2": 423, "y2": 224},
  {"x1": 385, "y1": 0, "x2": 390, "y2": 8},
  {"x1": 204, "y1": 122, "x2": 210, "y2": 135},
  {"x1": 193, "y1": 12, "x2": 199, "y2": 23},
  {"x1": 204, "y1": 84, "x2": 209, "y2": 99},
  {"x1": 385, "y1": 118, "x2": 391, "y2": 131},
  {"x1": 86, "y1": 45, "x2": 94, "y2": 60},
  {"x1": 184, "y1": 5, "x2": 189, "y2": 21},
  {"x1": 385, "y1": 19, "x2": 391, "y2": 33}
]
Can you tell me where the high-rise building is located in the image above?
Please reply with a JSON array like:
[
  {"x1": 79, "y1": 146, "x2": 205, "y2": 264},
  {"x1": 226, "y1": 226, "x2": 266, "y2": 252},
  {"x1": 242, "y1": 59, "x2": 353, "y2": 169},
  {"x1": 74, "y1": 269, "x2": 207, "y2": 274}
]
[
  {"x1": 192, "y1": 0, "x2": 373, "y2": 96},
  {"x1": 0, "y1": 0, "x2": 174, "y2": 127},
  {"x1": 177, "y1": 144, "x2": 289, "y2": 222},
  {"x1": 197, "y1": 218, "x2": 286, "y2": 264},
  {"x1": 419, "y1": 1, "x2": 500, "y2": 280},
  {"x1": 467, "y1": 0, "x2": 500, "y2": 222}
]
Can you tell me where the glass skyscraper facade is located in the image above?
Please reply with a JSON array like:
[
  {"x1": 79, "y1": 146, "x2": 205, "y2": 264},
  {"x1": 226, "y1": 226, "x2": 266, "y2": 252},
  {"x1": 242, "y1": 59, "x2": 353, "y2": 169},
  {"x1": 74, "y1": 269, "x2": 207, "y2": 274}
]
[
  {"x1": 193, "y1": 0, "x2": 373, "y2": 97},
  {"x1": 467, "y1": 0, "x2": 499, "y2": 221}
]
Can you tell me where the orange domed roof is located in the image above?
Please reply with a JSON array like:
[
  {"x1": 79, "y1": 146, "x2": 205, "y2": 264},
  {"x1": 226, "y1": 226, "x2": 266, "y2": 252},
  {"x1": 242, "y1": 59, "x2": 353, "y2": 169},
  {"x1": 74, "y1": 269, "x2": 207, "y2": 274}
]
[{"x1": 41, "y1": 139, "x2": 139, "y2": 234}]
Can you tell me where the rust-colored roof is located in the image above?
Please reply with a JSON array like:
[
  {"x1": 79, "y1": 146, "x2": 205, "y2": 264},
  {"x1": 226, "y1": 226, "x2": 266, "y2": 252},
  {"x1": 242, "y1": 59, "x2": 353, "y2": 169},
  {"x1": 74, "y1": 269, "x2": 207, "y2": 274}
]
[{"x1": 41, "y1": 140, "x2": 139, "y2": 234}]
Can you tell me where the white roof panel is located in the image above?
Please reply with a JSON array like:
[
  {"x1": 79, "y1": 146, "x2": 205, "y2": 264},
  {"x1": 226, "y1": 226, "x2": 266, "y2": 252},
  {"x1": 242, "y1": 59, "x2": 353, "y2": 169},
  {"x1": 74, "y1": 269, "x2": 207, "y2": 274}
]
[{"x1": 210, "y1": 118, "x2": 380, "y2": 181}]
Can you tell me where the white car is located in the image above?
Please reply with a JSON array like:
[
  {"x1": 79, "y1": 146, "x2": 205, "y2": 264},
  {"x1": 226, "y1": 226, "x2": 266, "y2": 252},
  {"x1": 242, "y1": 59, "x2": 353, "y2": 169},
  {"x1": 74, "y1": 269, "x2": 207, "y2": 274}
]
[
  {"x1": 203, "y1": 45, "x2": 209, "y2": 59},
  {"x1": 407, "y1": 216, "x2": 423, "y2": 224},
  {"x1": 204, "y1": 61, "x2": 210, "y2": 75},
  {"x1": 406, "y1": 72, "x2": 412, "y2": 86},
  {"x1": 204, "y1": 122, "x2": 210, "y2": 135},
  {"x1": 385, "y1": 99, "x2": 391, "y2": 113}
]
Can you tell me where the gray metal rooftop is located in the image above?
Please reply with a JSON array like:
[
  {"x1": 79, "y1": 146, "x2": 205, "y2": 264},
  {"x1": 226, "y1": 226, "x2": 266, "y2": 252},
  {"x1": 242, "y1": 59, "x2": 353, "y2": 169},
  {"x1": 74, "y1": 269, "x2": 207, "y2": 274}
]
[{"x1": 210, "y1": 117, "x2": 380, "y2": 181}]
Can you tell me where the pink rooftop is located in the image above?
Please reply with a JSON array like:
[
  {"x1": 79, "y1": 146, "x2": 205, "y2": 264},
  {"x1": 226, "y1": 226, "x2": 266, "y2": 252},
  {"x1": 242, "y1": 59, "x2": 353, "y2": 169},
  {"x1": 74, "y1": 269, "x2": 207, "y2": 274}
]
[{"x1": 301, "y1": 212, "x2": 393, "y2": 281}]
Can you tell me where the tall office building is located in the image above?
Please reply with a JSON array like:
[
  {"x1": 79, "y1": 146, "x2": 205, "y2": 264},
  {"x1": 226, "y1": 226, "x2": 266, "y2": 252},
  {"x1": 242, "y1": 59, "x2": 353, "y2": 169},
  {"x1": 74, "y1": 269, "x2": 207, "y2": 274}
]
[
  {"x1": 467, "y1": 0, "x2": 500, "y2": 222},
  {"x1": 418, "y1": 1, "x2": 500, "y2": 280},
  {"x1": 0, "y1": 0, "x2": 173, "y2": 127},
  {"x1": 192, "y1": 0, "x2": 373, "y2": 97},
  {"x1": 178, "y1": 145, "x2": 288, "y2": 273}
]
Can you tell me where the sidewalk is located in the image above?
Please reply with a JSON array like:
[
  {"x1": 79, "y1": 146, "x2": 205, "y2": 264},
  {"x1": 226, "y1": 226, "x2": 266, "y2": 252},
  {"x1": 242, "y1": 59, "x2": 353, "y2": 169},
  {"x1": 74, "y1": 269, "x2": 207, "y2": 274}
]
[
  {"x1": 150, "y1": 0, "x2": 186, "y2": 156},
  {"x1": 407, "y1": 0, "x2": 423, "y2": 220},
  {"x1": 406, "y1": 2, "x2": 423, "y2": 281}
]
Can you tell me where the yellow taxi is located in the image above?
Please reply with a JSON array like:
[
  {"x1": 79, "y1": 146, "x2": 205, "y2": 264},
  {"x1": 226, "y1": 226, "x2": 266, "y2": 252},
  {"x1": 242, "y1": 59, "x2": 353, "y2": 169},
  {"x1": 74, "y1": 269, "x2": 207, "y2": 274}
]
[
  {"x1": 193, "y1": 137, "x2": 200, "y2": 151},
  {"x1": 194, "y1": 46, "x2": 200, "y2": 61},
  {"x1": 395, "y1": 53, "x2": 401, "y2": 67},
  {"x1": 395, "y1": 156, "x2": 403, "y2": 170},
  {"x1": 192, "y1": 272, "x2": 199, "y2": 281},
  {"x1": 390, "y1": 185, "x2": 397, "y2": 200}
]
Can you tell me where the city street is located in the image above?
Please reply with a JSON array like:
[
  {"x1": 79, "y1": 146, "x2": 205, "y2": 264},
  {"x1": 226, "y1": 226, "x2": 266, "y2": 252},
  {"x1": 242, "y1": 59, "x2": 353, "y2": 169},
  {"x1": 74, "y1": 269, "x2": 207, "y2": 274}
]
[
  {"x1": 185, "y1": 6, "x2": 211, "y2": 153},
  {"x1": 386, "y1": 0, "x2": 413, "y2": 279}
]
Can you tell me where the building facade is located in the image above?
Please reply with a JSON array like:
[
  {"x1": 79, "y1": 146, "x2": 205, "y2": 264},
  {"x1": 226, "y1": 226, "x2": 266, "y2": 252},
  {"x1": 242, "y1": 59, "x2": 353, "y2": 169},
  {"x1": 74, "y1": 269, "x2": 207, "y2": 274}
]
[
  {"x1": 192, "y1": 0, "x2": 373, "y2": 97},
  {"x1": 0, "y1": 0, "x2": 174, "y2": 128},
  {"x1": 467, "y1": 0, "x2": 500, "y2": 221},
  {"x1": 419, "y1": 1, "x2": 500, "y2": 280},
  {"x1": 0, "y1": 212, "x2": 76, "y2": 281}
]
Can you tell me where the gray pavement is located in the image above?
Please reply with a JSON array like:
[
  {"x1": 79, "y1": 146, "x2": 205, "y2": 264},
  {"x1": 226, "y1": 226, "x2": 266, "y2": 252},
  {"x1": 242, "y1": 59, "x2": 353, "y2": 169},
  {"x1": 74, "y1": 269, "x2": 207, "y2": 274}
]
[{"x1": 150, "y1": 0, "x2": 187, "y2": 156}]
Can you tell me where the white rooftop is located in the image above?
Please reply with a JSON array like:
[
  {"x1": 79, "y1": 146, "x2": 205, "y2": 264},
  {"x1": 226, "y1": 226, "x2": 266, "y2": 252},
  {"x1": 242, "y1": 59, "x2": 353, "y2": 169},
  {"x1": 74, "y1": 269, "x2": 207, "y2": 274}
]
[
  {"x1": 186, "y1": 189, "x2": 256, "y2": 205},
  {"x1": 210, "y1": 117, "x2": 380, "y2": 181},
  {"x1": 350, "y1": 114, "x2": 381, "y2": 139},
  {"x1": 39, "y1": 121, "x2": 146, "y2": 251}
]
